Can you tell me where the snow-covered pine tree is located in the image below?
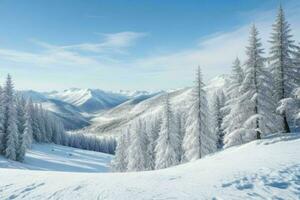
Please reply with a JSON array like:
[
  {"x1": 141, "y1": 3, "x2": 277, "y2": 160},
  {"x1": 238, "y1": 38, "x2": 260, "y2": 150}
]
[
  {"x1": 147, "y1": 117, "x2": 160, "y2": 170},
  {"x1": 0, "y1": 86, "x2": 5, "y2": 154},
  {"x1": 32, "y1": 103, "x2": 42, "y2": 142},
  {"x1": 37, "y1": 104, "x2": 47, "y2": 142},
  {"x1": 23, "y1": 100, "x2": 33, "y2": 149},
  {"x1": 154, "y1": 94, "x2": 180, "y2": 169},
  {"x1": 127, "y1": 119, "x2": 149, "y2": 171},
  {"x1": 3, "y1": 74, "x2": 19, "y2": 161},
  {"x1": 16, "y1": 96, "x2": 27, "y2": 161},
  {"x1": 222, "y1": 58, "x2": 245, "y2": 137},
  {"x1": 269, "y1": 5, "x2": 299, "y2": 133},
  {"x1": 225, "y1": 25, "x2": 280, "y2": 148},
  {"x1": 182, "y1": 66, "x2": 216, "y2": 161},
  {"x1": 112, "y1": 128, "x2": 130, "y2": 172},
  {"x1": 211, "y1": 90, "x2": 226, "y2": 149},
  {"x1": 175, "y1": 111, "x2": 186, "y2": 162}
]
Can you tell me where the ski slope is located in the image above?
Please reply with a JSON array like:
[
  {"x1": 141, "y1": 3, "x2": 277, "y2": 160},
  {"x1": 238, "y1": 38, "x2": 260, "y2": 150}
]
[
  {"x1": 0, "y1": 133, "x2": 300, "y2": 199},
  {"x1": 0, "y1": 144, "x2": 113, "y2": 173}
]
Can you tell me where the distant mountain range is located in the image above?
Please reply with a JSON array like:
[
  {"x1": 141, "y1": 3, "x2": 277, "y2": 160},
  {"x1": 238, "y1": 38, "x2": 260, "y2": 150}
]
[
  {"x1": 19, "y1": 88, "x2": 159, "y2": 130},
  {"x1": 19, "y1": 75, "x2": 229, "y2": 133}
]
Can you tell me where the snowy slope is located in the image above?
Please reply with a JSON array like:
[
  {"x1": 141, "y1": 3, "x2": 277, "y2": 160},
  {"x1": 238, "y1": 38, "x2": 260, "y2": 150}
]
[
  {"x1": 48, "y1": 88, "x2": 130, "y2": 113},
  {"x1": 83, "y1": 75, "x2": 229, "y2": 136},
  {"x1": 0, "y1": 133, "x2": 299, "y2": 199},
  {"x1": 0, "y1": 143, "x2": 112, "y2": 173}
]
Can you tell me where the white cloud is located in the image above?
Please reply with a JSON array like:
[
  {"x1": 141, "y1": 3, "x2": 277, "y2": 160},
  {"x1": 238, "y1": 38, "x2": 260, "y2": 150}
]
[
  {"x1": 61, "y1": 31, "x2": 147, "y2": 53},
  {"x1": 0, "y1": 31, "x2": 147, "y2": 69}
]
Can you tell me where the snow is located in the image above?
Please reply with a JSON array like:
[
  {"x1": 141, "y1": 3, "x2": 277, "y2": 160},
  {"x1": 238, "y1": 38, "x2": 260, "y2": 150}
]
[
  {"x1": 0, "y1": 143, "x2": 112, "y2": 172},
  {"x1": 0, "y1": 133, "x2": 299, "y2": 199}
]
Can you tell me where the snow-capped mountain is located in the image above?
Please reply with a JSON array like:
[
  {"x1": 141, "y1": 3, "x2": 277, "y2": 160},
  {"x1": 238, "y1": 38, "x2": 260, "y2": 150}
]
[
  {"x1": 19, "y1": 90, "x2": 90, "y2": 130},
  {"x1": 47, "y1": 88, "x2": 130, "y2": 113},
  {"x1": 82, "y1": 75, "x2": 230, "y2": 136}
]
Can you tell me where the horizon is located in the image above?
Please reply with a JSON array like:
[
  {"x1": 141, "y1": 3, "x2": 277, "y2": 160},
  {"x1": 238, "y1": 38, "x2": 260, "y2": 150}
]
[{"x1": 0, "y1": 0, "x2": 299, "y2": 91}]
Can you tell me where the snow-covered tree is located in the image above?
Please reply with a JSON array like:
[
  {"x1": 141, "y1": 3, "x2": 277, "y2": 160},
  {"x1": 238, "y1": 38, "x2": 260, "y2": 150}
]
[
  {"x1": 112, "y1": 128, "x2": 130, "y2": 172},
  {"x1": 155, "y1": 94, "x2": 180, "y2": 169},
  {"x1": 16, "y1": 97, "x2": 27, "y2": 161},
  {"x1": 211, "y1": 90, "x2": 226, "y2": 149},
  {"x1": 225, "y1": 25, "x2": 280, "y2": 147},
  {"x1": 3, "y1": 74, "x2": 19, "y2": 161},
  {"x1": 147, "y1": 117, "x2": 161, "y2": 170},
  {"x1": 127, "y1": 119, "x2": 149, "y2": 171},
  {"x1": 269, "y1": 6, "x2": 298, "y2": 133},
  {"x1": 222, "y1": 58, "x2": 245, "y2": 136},
  {"x1": 0, "y1": 86, "x2": 5, "y2": 153},
  {"x1": 23, "y1": 101, "x2": 33, "y2": 149},
  {"x1": 183, "y1": 67, "x2": 216, "y2": 161}
]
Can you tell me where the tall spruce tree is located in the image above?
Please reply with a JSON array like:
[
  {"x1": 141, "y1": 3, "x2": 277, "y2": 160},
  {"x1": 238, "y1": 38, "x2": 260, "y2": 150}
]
[
  {"x1": 212, "y1": 90, "x2": 225, "y2": 149},
  {"x1": 0, "y1": 86, "x2": 5, "y2": 153},
  {"x1": 127, "y1": 119, "x2": 149, "y2": 171},
  {"x1": 182, "y1": 66, "x2": 216, "y2": 161},
  {"x1": 222, "y1": 58, "x2": 245, "y2": 137},
  {"x1": 3, "y1": 74, "x2": 19, "y2": 160},
  {"x1": 155, "y1": 94, "x2": 180, "y2": 169},
  {"x1": 269, "y1": 6, "x2": 298, "y2": 133},
  {"x1": 225, "y1": 25, "x2": 280, "y2": 147}
]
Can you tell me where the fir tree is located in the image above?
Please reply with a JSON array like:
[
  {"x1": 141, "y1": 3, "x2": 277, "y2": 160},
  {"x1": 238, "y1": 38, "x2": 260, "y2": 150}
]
[
  {"x1": 155, "y1": 94, "x2": 180, "y2": 169},
  {"x1": 222, "y1": 58, "x2": 245, "y2": 137},
  {"x1": 269, "y1": 6, "x2": 298, "y2": 133},
  {"x1": 127, "y1": 119, "x2": 149, "y2": 171},
  {"x1": 183, "y1": 67, "x2": 216, "y2": 161},
  {"x1": 212, "y1": 90, "x2": 225, "y2": 149},
  {"x1": 3, "y1": 74, "x2": 19, "y2": 161}
]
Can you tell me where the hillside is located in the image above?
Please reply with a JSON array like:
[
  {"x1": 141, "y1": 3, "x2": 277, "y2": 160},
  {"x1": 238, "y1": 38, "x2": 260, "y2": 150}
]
[
  {"x1": 82, "y1": 75, "x2": 230, "y2": 136},
  {"x1": 0, "y1": 133, "x2": 299, "y2": 199}
]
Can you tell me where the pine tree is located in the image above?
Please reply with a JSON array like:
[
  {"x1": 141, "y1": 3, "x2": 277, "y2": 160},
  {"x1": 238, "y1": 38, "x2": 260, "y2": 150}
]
[
  {"x1": 269, "y1": 6, "x2": 298, "y2": 133},
  {"x1": 23, "y1": 100, "x2": 33, "y2": 149},
  {"x1": 0, "y1": 86, "x2": 5, "y2": 153},
  {"x1": 112, "y1": 128, "x2": 130, "y2": 172},
  {"x1": 127, "y1": 119, "x2": 149, "y2": 171},
  {"x1": 212, "y1": 90, "x2": 225, "y2": 149},
  {"x1": 183, "y1": 67, "x2": 216, "y2": 161},
  {"x1": 3, "y1": 74, "x2": 19, "y2": 160},
  {"x1": 32, "y1": 103, "x2": 42, "y2": 142},
  {"x1": 155, "y1": 94, "x2": 180, "y2": 169},
  {"x1": 147, "y1": 117, "x2": 160, "y2": 170},
  {"x1": 225, "y1": 25, "x2": 280, "y2": 147},
  {"x1": 222, "y1": 58, "x2": 245, "y2": 136},
  {"x1": 16, "y1": 96, "x2": 27, "y2": 161}
]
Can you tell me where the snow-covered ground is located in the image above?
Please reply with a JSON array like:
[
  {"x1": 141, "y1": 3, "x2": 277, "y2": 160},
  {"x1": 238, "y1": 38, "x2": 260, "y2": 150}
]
[
  {"x1": 1, "y1": 133, "x2": 300, "y2": 199},
  {"x1": 0, "y1": 143, "x2": 113, "y2": 173}
]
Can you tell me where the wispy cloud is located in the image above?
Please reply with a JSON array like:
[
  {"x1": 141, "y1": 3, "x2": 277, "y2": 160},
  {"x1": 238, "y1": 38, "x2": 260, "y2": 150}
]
[
  {"x1": 0, "y1": 31, "x2": 147, "y2": 69},
  {"x1": 61, "y1": 31, "x2": 147, "y2": 54}
]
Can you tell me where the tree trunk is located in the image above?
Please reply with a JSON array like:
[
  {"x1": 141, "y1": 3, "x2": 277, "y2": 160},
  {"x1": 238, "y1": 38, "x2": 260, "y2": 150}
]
[{"x1": 283, "y1": 112, "x2": 291, "y2": 133}]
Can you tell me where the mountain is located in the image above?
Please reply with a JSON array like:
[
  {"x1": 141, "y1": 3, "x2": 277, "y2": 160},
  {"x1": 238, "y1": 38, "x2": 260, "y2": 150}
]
[
  {"x1": 19, "y1": 90, "x2": 90, "y2": 130},
  {"x1": 47, "y1": 88, "x2": 130, "y2": 113},
  {"x1": 1, "y1": 133, "x2": 299, "y2": 199},
  {"x1": 82, "y1": 75, "x2": 230, "y2": 136}
]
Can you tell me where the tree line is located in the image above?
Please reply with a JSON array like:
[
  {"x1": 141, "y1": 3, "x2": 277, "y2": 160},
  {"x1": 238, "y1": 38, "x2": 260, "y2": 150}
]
[{"x1": 112, "y1": 6, "x2": 300, "y2": 172}]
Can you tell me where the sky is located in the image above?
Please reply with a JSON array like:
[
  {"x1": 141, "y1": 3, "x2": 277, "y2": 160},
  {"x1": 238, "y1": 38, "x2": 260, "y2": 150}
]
[{"x1": 0, "y1": 0, "x2": 299, "y2": 92}]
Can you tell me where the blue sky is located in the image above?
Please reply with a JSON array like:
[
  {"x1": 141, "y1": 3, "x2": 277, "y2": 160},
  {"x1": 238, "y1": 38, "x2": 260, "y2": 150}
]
[{"x1": 0, "y1": 0, "x2": 299, "y2": 91}]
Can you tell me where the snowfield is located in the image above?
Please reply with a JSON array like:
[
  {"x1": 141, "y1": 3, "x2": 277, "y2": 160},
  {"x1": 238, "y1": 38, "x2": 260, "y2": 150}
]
[
  {"x1": 1, "y1": 133, "x2": 300, "y2": 200},
  {"x1": 0, "y1": 144, "x2": 113, "y2": 173}
]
